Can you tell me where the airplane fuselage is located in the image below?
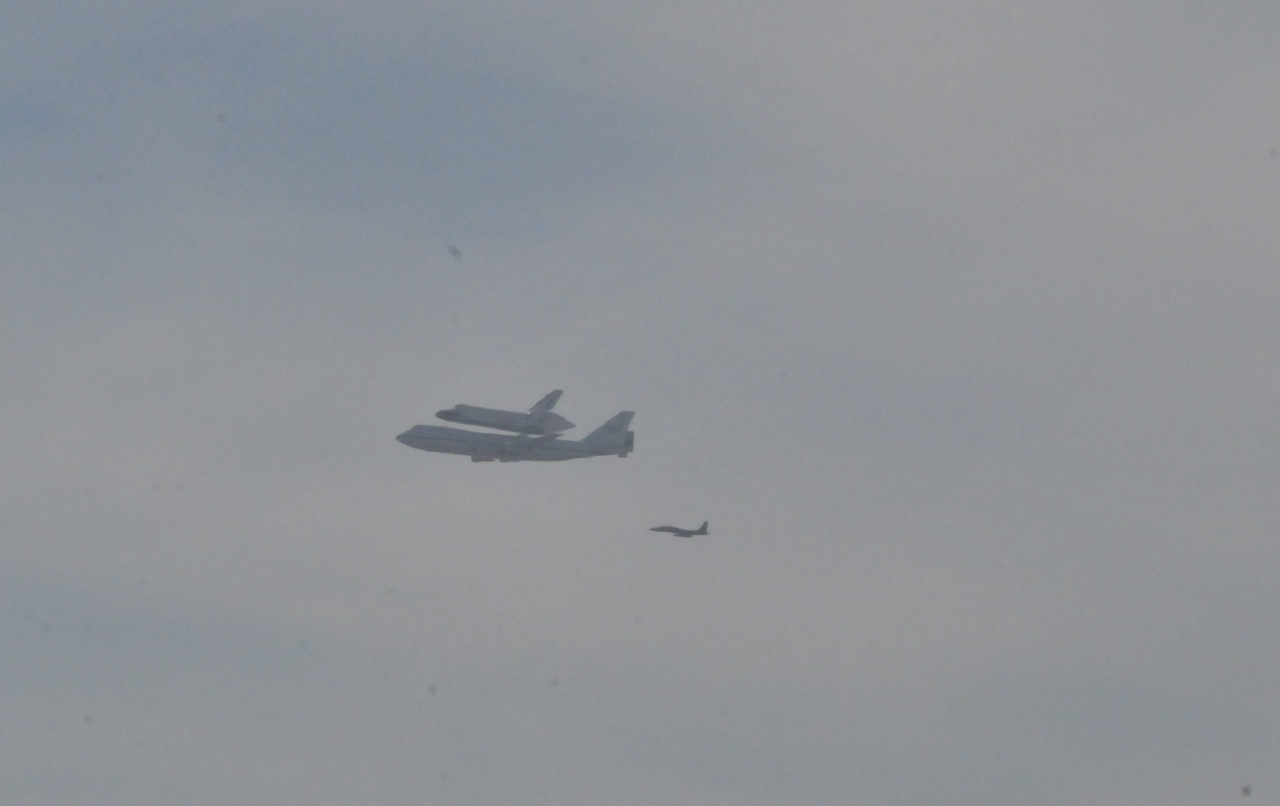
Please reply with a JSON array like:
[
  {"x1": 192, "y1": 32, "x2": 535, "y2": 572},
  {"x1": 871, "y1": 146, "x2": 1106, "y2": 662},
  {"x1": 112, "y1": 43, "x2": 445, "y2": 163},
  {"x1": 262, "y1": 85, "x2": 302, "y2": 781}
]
[
  {"x1": 649, "y1": 522, "x2": 709, "y2": 537},
  {"x1": 397, "y1": 424, "x2": 631, "y2": 462}
]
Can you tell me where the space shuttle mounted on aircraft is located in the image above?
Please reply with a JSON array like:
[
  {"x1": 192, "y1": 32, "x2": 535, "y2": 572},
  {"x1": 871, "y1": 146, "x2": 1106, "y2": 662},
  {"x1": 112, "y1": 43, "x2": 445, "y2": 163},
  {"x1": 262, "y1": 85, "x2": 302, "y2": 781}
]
[
  {"x1": 435, "y1": 389, "x2": 574, "y2": 436},
  {"x1": 398, "y1": 391, "x2": 634, "y2": 462}
]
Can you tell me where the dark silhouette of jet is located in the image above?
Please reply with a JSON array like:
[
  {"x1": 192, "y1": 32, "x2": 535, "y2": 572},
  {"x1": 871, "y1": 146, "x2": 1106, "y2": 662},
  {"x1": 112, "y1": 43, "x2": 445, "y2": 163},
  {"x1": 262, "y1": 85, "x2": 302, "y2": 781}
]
[{"x1": 649, "y1": 521, "x2": 709, "y2": 538}]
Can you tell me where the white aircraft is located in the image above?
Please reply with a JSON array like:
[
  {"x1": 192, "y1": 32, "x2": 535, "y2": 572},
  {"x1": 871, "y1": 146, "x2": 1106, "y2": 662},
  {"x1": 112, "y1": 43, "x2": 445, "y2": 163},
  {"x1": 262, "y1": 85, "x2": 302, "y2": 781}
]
[
  {"x1": 435, "y1": 390, "x2": 574, "y2": 435},
  {"x1": 398, "y1": 411, "x2": 634, "y2": 462}
]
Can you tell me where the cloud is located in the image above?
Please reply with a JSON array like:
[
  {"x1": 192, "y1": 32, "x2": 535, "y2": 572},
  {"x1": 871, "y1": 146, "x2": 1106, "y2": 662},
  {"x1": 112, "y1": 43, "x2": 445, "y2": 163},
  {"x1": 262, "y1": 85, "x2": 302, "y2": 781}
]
[{"x1": 3, "y1": 2, "x2": 1280, "y2": 803}]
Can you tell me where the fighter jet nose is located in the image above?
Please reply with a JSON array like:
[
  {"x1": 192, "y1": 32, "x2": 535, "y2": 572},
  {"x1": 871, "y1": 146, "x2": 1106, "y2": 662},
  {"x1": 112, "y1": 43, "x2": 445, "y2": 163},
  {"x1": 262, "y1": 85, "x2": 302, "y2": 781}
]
[
  {"x1": 436, "y1": 408, "x2": 458, "y2": 421},
  {"x1": 396, "y1": 430, "x2": 414, "y2": 444}
]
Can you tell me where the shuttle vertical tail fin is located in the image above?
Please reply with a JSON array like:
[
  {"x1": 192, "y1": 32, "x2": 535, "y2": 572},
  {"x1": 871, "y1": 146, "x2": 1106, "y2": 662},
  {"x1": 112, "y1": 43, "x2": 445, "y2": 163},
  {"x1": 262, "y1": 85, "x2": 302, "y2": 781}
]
[{"x1": 530, "y1": 390, "x2": 563, "y2": 413}]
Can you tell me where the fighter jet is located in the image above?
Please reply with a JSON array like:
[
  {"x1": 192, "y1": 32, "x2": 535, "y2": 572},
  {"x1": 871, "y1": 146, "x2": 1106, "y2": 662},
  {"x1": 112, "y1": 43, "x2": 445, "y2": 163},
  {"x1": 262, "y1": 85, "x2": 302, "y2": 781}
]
[
  {"x1": 435, "y1": 390, "x2": 574, "y2": 436},
  {"x1": 649, "y1": 521, "x2": 709, "y2": 538},
  {"x1": 397, "y1": 411, "x2": 633, "y2": 462}
]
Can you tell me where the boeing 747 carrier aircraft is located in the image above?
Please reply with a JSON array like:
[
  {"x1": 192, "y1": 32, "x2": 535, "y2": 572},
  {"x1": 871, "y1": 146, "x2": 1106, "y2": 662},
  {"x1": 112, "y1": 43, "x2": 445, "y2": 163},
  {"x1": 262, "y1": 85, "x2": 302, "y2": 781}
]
[{"x1": 398, "y1": 394, "x2": 633, "y2": 462}]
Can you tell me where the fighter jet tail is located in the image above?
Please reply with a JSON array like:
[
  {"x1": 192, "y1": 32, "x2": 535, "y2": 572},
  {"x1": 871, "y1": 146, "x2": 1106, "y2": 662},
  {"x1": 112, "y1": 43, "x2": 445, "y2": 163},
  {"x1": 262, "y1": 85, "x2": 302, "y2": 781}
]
[{"x1": 581, "y1": 411, "x2": 635, "y2": 456}]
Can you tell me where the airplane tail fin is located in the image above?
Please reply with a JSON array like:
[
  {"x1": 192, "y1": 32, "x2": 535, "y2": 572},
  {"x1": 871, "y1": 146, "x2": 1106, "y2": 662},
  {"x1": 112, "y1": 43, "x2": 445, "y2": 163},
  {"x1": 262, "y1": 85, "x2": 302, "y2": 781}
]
[
  {"x1": 530, "y1": 390, "x2": 563, "y2": 413},
  {"x1": 581, "y1": 411, "x2": 634, "y2": 456},
  {"x1": 698, "y1": 521, "x2": 709, "y2": 535}
]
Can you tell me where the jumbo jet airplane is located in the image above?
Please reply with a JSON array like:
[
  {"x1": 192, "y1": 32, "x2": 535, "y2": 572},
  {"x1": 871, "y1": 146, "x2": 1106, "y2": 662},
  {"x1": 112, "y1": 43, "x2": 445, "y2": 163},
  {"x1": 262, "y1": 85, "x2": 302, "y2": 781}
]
[
  {"x1": 435, "y1": 390, "x2": 574, "y2": 436},
  {"x1": 397, "y1": 411, "x2": 634, "y2": 462},
  {"x1": 649, "y1": 521, "x2": 709, "y2": 537}
]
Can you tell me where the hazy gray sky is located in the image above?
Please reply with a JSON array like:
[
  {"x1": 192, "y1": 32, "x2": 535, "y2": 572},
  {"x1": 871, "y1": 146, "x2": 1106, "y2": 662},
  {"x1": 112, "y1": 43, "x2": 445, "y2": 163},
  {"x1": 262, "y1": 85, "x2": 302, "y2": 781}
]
[{"x1": 4, "y1": 3, "x2": 1279, "y2": 803}]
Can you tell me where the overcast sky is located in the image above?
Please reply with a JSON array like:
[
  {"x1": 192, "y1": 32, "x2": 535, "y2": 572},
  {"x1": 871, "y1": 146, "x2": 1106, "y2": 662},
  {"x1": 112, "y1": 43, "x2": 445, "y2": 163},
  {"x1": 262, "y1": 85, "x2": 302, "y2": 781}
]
[{"x1": 3, "y1": 3, "x2": 1280, "y2": 804}]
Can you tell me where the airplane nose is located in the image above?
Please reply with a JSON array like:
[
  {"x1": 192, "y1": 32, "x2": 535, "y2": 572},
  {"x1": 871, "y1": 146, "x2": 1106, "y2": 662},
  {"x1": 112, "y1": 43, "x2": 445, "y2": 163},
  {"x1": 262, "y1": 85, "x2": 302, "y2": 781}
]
[
  {"x1": 436, "y1": 408, "x2": 458, "y2": 420},
  {"x1": 396, "y1": 430, "x2": 414, "y2": 444}
]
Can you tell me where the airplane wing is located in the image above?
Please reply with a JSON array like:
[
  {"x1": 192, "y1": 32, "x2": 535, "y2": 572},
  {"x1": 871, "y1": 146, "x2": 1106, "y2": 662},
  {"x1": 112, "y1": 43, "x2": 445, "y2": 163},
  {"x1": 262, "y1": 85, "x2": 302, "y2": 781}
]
[{"x1": 495, "y1": 432, "x2": 560, "y2": 459}]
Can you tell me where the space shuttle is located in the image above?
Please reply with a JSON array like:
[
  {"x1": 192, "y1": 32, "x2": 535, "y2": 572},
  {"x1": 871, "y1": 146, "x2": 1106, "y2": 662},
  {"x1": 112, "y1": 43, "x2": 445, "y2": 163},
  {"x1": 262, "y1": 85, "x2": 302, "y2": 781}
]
[{"x1": 435, "y1": 390, "x2": 575, "y2": 436}]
